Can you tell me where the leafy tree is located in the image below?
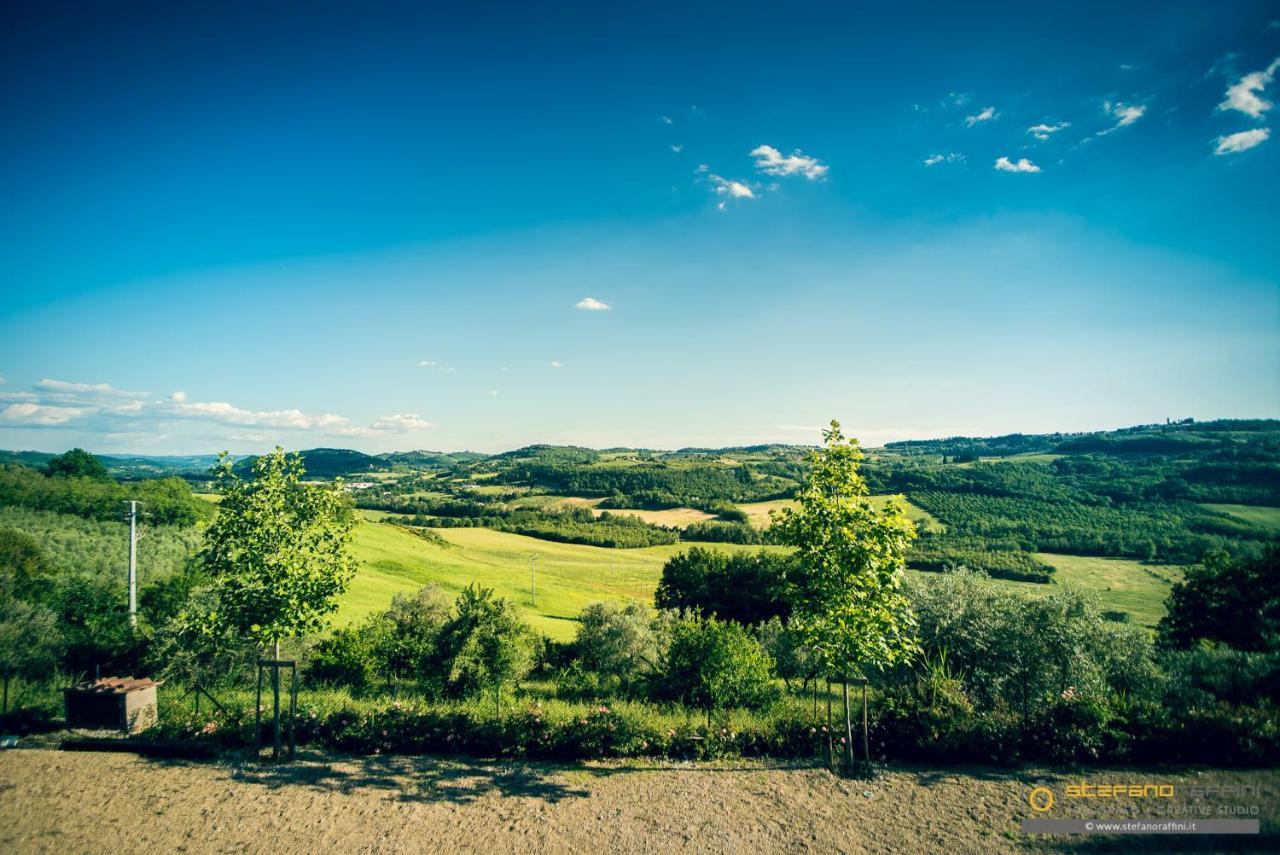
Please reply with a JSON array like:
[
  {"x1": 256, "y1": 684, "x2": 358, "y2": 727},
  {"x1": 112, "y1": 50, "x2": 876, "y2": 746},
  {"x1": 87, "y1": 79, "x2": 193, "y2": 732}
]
[
  {"x1": 45, "y1": 448, "x2": 109, "y2": 480},
  {"x1": 0, "y1": 598, "x2": 62, "y2": 712},
  {"x1": 773, "y1": 421, "x2": 919, "y2": 675},
  {"x1": 572, "y1": 601, "x2": 656, "y2": 688},
  {"x1": 0, "y1": 527, "x2": 52, "y2": 602},
  {"x1": 773, "y1": 420, "x2": 919, "y2": 769},
  {"x1": 366, "y1": 585, "x2": 450, "y2": 691},
  {"x1": 196, "y1": 447, "x2": 356, "y2": 754},
  {"x1": 655, "y1": 547, "x2": 794, "y2": 624},
  {"x1": 1158, "y1": 545, "x2": 1280, "y2": 652},
  {"x1": 433, "y1": 584, "x2": 532, "y2": 710},
  {"x1": 197, "y1": 448, "x2": 357, "y2": 652},
  {"x1": 754, "y1": 616, "x2": 816, "y2": 691},
  {"x1": 656, "y1": 613, "x2": 776, "y2": 725}
]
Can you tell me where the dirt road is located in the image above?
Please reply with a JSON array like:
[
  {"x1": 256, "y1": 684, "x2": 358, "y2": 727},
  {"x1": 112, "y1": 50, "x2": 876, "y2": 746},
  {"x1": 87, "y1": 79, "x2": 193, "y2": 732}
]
[{"x1": 1, "y1": 748, "x2": 1275, "y2": 853}]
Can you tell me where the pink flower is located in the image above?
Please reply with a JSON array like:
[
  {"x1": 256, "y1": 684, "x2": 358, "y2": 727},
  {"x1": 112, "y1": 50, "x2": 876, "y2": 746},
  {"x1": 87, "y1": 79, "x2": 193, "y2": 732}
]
[{"x1": 598, "y1": 706, "x2": 610, "y2": 714}]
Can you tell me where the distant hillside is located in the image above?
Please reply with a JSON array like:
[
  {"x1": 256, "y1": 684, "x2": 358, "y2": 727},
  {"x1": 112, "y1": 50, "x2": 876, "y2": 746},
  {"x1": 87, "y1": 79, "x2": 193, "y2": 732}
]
[{"x1": 232, "y1": 447, "x2": 385, "y2": 479}]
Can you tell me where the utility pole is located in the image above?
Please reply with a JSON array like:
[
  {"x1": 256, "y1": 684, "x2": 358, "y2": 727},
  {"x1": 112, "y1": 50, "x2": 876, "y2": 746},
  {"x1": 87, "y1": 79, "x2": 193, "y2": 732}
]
[
  {"x1": 530, "y1": 554, "x2": 537, "y2": 606},
  {"x1": 125, "y1": 500, "x2": 139, "y2": 629}
]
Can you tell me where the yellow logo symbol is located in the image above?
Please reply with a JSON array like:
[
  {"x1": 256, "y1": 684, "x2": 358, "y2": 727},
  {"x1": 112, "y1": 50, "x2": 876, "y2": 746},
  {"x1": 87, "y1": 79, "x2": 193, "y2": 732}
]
[{"x1": 1028, "y1": 786, "x2": 1055, "y2": 812}]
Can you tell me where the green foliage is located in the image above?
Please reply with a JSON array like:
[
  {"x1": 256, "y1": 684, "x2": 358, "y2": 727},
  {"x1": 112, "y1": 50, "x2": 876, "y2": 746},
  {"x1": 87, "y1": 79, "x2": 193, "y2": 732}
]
[
  {"x1": 655, "y1": 547, "x2": 794, "y2": 625},
  {"x1": 0, "y1": 464, "x2": 208, "y2": 526},
  {"x1": 0, "y1": 526, "x2": 52, "y2": 601},
  {"x1": 562, "y1": 601, "x2": 656, "y2": 698},
  {"x1": 432, "y1": 585, "x2": 532, "y2": 704},
  {"x1": 365, "y1": 585, "x2": 450, "y2": 686},
  {"x1": 680, "y1": 520, "x2": 762, "y2": 544},
  {"x1": 45, "y1": 448, "x2": 109, "y2": 480},
  {"x1": 1158, "y1": 545, "x2": 1280, "y2": 652},
  {"x1": 198, "y1": 448, "x2": 357, "y2": 645},
  {"x1": 0, "y1": 598, "x2": 63, "y2": 692},
  {"x1": 774, "y1": 421, "x2": 918, "y2": 676},
  {"x1": 656, "y1": 613, "x2": 777, "y2": 715}
]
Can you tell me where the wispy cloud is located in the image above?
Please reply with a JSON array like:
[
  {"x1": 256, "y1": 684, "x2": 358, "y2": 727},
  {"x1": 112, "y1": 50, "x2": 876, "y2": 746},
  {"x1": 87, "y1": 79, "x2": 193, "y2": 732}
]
[
  {"x1": 965, "y1": 106, "x2": 998, "y2": 127},
  {"x1": 923, "y1": 152, "x2": 965, "y2": 166},
  {"x1": 1218, "y1": 58, "x2": 1280, "y2": 118},
  {"x1": 1093, "y1": 101, "x2": 1146, "y2": 137},
  {"x1": 0, "y1": 377, "x2": 433, "y2": 437},
  {"x1": 659, "y1": 115, "x2": 673, "y2": 125},
  {"x1": 994, "y1": 156, "x2": 1041, "y2": 173},
  {"x1": 575, "y1": 297, "x2": 612, "y2": 311},
  {"x1": 417, "y1": 360, "x2": 437, "y2": 367},
  {"x1": 670, "y1": 144, "x2": 683, "y2": 153},
  {"x1": 750, "y1": 145, "x2": 828, "y2": 180},
  {"x1": 550, "y1": 360, "x2": 563, "y2": 368},
  {"x1": 1214, "y1": 127, "x2": 1271, "y2": 155},
  {"x1": 707, "y1": 174, "x2": 756, "y2": 199},
  {"x1": 1027, "y1": 121, "x2": 1071, "y2": 141}
]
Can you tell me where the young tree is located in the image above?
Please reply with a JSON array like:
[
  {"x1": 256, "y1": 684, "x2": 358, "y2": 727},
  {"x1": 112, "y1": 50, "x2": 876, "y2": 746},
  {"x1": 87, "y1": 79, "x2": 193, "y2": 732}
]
[
  {"x1": 773, "y1": 420, "x2": 919, "y2": 770},
  {"x1": 197, "y1": 448, "x2": 357, "y2": 754}
]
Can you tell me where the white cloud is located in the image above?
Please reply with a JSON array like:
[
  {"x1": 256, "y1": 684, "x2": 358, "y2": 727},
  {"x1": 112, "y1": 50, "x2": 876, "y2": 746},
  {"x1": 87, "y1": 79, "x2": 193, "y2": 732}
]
[
  {"x1": 1218, "y1": 59, "x2": 1280, "y2": 118},
  {"x1": 575, "y1": 297, "x2": 612, "y2": 311},
  {"x1": 1214, "y1": 127, "x2": 1271, "y2": 155},
  {"x1": 965, "y1": 106, "x2": 997, "y2": 127},
  {"x1": 1, "y1": 402, "x2": 88, "y2": 426},
  {"x1": 1027, "y1": 121, "x2": 1070, "y2": 141},
  {"x1": 417, "y1": 360, "x2": 437, "y2": 367},
  {"x1": 489, "y1": 389, "x2": 499, "y2": 397},
  {"x1": 749, "y1": 145, "x2": 829, "y2": 180},
  {"x1": 670, "y1": 144, "x2": 683, "y2": 153},
  {"x1": 1094, "y1": 101, "x2": 1146, "y2": 137},
  {"x1": 170, "y1": 391, "x2": 187, "y2": 403},
  {"x1": 36, "y1": 378, "x2": 149, "y2": 400},
  {"x1": 550, "y1": 360, "x2": 562, "y2": 368},
  {"x1": 949, "y1": 91, "x2": 973, "y2": 107},
  {"x1": 659, "y1": 115, "x2": 673, "y2": 125},
  {"x1": 923, "y1": 152, "x2": 964, "y2": 166},
  {"x1": 708, "y1": 174, "x2": 756, "y2": 199},
  {"x1": 994, "y1": 156, "x2": 1041, "y2": 173},
  {"x1": 0, "y1": 374, "x2": 5, "y2": 384},
  {"x1": 369, "y1": 413, "x2": 433, "y2": 432}
]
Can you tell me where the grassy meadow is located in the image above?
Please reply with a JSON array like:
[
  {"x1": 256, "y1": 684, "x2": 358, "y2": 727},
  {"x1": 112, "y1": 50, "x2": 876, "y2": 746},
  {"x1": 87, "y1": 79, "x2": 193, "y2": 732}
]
[
  {"x1": 338, "y1": 522, "x2": 779, "y2": 639},
  {"x1": 336, "y1": 518, "x2": 1179, "y2": 638},
  {"x1": 1203, "y1": 502, "x2": 1280, "y2": 534}
]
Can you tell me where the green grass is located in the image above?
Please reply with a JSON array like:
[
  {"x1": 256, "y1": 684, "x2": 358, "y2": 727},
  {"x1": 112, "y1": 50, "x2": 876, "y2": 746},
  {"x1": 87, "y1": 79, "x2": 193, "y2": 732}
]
[
  {"x1": 737, "y1": 496, "x2": 942, "y2": 532},
  {"x1": 1202, "y1": 503, "x2": 1280, "y2": 534},
  {"x1": 339, "y1": 522, "x2": 778, "y2": 639}
]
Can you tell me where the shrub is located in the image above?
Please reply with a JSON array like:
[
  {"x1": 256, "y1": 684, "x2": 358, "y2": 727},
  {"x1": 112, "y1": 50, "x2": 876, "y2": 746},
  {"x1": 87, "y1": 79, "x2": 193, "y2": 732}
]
[{"x1": 654, "y1": 614, "x2": 777, "y2": 721}]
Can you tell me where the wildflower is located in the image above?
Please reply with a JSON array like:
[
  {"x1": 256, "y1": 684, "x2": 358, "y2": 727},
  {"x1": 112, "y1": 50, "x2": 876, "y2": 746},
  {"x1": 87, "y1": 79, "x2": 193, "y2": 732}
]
[
  {"x1": 641, "y1": 740, "x2": 649, "y2": 749},
  {"x1": 839, "y1": 737, "x2": 847, "y2": 745},
  {"x1": 381, "y1": 729, "x2": 388, "y2": 737},
  {"x1": 598, "y1": 705, "x2": 610, "y2": 714}
]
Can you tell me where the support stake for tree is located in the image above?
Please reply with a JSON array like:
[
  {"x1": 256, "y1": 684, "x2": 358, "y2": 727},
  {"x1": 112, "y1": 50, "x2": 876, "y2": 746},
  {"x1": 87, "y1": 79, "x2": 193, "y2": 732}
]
[
  {"x1": 842, "y1": 679, "x2": 854, "y2": 773},
  {"x1": 824, "y1": 678, "x2": 833, "y2": 772}
]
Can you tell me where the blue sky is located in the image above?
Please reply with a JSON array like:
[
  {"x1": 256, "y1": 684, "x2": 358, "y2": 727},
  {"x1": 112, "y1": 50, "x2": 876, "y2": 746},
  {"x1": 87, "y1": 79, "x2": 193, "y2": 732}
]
[{"x1": 1, "y1": 1, "x2": 1277, "y2": 454}]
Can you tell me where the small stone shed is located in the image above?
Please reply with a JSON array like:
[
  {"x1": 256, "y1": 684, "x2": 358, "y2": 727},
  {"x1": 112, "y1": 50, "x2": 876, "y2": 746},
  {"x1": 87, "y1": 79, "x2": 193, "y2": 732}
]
[{"x1": 64, "y1": 677, "x2": 162, "y2": 733}]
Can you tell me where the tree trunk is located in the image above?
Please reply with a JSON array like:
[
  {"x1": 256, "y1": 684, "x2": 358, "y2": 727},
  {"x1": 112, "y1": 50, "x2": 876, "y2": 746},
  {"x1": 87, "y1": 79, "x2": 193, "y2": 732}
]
[
  {"x1": 861, "y1": 682, "x2": 870, "y2": 763},
  {"x1": 273, "y1": 639, "x2": 282, "y2": 761}
]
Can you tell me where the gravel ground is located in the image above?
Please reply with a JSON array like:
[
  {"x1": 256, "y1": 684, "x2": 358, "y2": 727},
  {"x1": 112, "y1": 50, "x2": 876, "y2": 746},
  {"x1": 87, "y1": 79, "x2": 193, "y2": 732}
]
[{"x1": 0, "y1": 748, "x2": 1276, "y2": 853}]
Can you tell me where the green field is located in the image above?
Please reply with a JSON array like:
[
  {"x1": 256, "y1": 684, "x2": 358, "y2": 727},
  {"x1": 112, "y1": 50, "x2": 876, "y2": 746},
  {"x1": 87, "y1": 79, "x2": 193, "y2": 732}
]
[
  {"x1": 737, "y1": 496, "x2": 942, "y2": 532},
  {"x1": 339, "y1": 522, "x2": 778, "y2": 639},
  {"x1": 1202, "y1": 503, "x2": 1280, "y2": 534},
  {"x1": 984, "y1": 553, "x2": 1181, "y2": 628},
  {"x1": 338, "y1": 520, "x2": 1176, "y2": 639}
]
